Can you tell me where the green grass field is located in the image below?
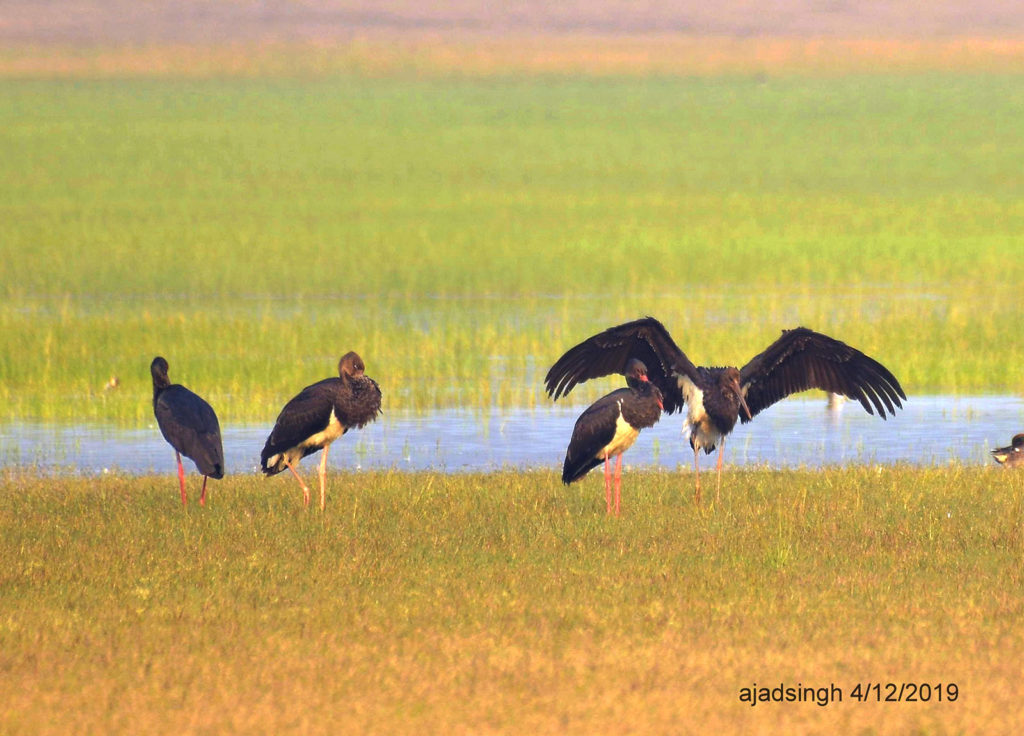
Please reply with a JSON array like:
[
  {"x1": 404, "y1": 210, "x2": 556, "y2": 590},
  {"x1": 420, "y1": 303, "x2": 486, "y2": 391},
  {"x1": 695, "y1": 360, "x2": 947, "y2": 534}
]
[
  {"x1": 1, "y1": 469, "x2": 1022, "y2": 733},
  {"x1": 1, "y1": 73, "x2": 1023, "y2": 422}
]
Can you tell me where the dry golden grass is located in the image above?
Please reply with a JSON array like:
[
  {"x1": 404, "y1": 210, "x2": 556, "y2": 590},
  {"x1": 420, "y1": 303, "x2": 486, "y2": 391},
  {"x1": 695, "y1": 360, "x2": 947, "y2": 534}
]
[
  {"x1": 2, "y1": 469, "x2": 1022, "y2": 734},
  {"x1": 2, "y1": 35, "x2": 1024, "y2": 79},
  {"x1": 8, "y1": 630, "x2": 1015, "y2": 733}
]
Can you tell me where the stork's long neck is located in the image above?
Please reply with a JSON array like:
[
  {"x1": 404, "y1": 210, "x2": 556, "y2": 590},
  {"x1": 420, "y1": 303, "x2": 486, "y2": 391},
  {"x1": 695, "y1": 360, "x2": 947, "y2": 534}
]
[{"x1": 152, "y1": 375, "x2": 170, "y2": 400}]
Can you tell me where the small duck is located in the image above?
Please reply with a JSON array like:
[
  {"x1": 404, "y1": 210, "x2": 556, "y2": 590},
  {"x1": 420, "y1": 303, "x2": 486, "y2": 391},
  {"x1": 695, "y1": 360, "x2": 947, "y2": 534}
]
[{"x1": 991, "y1": 434, "x2": 1024, "y2": 467}]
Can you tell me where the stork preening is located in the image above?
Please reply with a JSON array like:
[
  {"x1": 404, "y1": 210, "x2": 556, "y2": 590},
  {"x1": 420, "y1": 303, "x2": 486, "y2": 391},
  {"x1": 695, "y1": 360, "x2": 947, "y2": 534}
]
[
  {"x1": 991, "y1": 434, "x2": 1024, "y2": 467},
  {"x1": 546, "y1": 317, "x2": 906, "y2": 504},
  {"x1": 151, "y1": 357, "x2": 224, "y2": 506},
  {"x1": 261, "y1": 352, "x2": 382, "y2": 511},
  {"x1": 562, "y1": 359, "x2": 664, "y2": 515}
]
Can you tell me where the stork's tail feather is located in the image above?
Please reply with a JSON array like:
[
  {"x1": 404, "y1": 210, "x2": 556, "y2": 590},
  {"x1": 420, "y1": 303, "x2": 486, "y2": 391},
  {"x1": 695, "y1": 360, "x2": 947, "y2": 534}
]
[
  {"x1": 260, "y1": 452, "x2": 285, "y2": 476},
  {"x1": 562, "y1": 455, "x2": 602, "y2": 485}
]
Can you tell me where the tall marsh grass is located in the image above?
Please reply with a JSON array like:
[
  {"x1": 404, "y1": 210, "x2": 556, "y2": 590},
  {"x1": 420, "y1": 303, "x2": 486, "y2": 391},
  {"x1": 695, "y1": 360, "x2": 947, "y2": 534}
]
[{"x1": 1, "y1": 75, "x2": 1022, "y2": 421}]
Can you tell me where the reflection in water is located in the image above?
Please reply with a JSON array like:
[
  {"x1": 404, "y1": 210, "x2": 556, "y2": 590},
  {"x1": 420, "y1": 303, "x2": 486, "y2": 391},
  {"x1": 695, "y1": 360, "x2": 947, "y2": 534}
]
[{"x1": 2, "y1": 396, "x2": 1023, "y2": 476}]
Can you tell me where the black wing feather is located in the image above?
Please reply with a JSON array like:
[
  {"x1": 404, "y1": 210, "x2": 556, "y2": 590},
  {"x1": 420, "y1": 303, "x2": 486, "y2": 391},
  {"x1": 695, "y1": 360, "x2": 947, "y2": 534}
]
[
  {"x1": 738, "y1": 327, "x2": 906, "y2": 421},
  {"x1": 545, "y1": 317, "x2": 696, "y2": 414},
  {"x1": 260, "y1": 379, "x2": 338, "y2": 464}
]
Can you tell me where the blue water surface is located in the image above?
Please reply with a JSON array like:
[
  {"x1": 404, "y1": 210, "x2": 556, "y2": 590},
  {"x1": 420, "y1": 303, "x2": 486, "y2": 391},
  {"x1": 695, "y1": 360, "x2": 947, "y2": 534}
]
[{"x1": 1, "y1": 396, "x2": 1022, "y2": 476}]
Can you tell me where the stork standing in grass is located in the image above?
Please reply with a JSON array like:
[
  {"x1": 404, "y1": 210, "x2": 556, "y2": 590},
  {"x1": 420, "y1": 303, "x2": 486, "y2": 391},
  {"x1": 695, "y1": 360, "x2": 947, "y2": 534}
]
[
  {"x1": 562, "y1": 359, "x2": 663, "y2": 516},
  {"x1": 151, "y1": 356, "x2": 224, "y2": 507},
  {"x1": 546, "y1": 317, "x2": 906, "y2": 504},
  {"x1": 261, "y1": 352, "x2": 382, "y2": 511}
]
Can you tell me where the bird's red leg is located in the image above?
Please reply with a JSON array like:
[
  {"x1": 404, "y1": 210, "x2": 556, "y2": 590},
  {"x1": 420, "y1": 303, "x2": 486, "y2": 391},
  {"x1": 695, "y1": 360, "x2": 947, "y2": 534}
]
[
  {"x1": 176, "y1": 451, "x2": 187, "y2": 506},
  {"x1": 318, "y1": 444, "x2": 329, "y2": 512},
  {"x1": 199, "y1": 475, "x2": 208, "y2": 507},
  {"x1": 604, "y1": 455, "x2": 612, "y2": 514},
  {"x1": 613, "y1": 453, "x2": 623, "y2": 516},
  {"x1": 285, "y1": 459, "x2": 311, "y2": 507},
  {"x1": 715, "y1": 440, "x2": 725, "y2": 505},
  {"x1": 693, "y1": 444, "x2": 702, "y2": 506}
]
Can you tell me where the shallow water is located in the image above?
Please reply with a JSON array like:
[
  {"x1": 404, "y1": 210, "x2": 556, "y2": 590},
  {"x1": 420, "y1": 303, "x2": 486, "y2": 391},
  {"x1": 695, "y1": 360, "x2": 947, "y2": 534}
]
[{"x1": 1, "y1": 396, "x2": 1022, "y2": 476}]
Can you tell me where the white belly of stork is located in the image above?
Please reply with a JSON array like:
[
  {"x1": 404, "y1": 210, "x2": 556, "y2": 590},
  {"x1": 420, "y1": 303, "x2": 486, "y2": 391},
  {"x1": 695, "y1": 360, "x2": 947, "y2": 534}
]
[
  {"x1": 679, "y1": 378, "x2": 724, "y2": 453},
  {"x1": 267, "y1": 408, "x2": 346, "y2": 470},
  {"x1": 303, "y1": 408, "x2": 346, "y2": 450},
  {"x1": 599, "y1": 403, "x2": 640, "y2": 459}
]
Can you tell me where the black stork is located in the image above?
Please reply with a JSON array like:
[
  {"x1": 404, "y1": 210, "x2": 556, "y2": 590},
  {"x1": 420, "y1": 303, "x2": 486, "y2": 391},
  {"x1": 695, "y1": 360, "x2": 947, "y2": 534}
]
[
  {"x1": 150, "y1": 357, "x2": 225, "y2": 507},
  {"x1": 545, "y1": 317, "x2": 906, "y2": 504},
  {"x1": 562, "y1": 359, "x2": 663, "y2": 515},
  {"x1": 991, "y1": 434, "x2": 1024, "y2": 467},
  {"x1": 260, "y1": 352, "x2": 382, "y2": 511}
]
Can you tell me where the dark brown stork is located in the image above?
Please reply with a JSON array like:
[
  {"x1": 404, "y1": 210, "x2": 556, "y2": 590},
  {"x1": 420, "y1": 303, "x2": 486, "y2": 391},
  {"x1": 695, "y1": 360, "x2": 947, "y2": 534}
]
[
  {"x1": 991, "y1": 434, "x2": 1024, "y2": 467},
  {"x1": 261, "y1": 352, "x2": 382, "y2": 511},
  {"x1": 545, "y1": 317, "x2": 906, "y2": 504},
  {"x1": 562, "y1": 359, "x2": 664, "y2": 515},
  {"x1": 151, "y1": 357, "x2": 224, "y2": 506}
]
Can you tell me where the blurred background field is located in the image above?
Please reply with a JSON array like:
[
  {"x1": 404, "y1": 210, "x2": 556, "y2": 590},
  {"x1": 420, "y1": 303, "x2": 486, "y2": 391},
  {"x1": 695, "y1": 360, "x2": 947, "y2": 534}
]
[
  {"x1": 1, "y1": 72, "x2": 1022, "y2": 422},
  {"x1": 1, "y1": 4, "x2": 1023, "y2": 426}
]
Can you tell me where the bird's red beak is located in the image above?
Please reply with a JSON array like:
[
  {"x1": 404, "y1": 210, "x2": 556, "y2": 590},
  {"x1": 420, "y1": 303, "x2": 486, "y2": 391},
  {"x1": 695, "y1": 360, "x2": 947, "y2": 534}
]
[
  {"x1": 642, "y1": 374, "x2": 662, "y2": 408},
  {"x1": 733, "y1": 378, "x2": 752, "y2": 420},
  {"x1": 739, "y1": 392, "x2": 752, "y2": 420}
]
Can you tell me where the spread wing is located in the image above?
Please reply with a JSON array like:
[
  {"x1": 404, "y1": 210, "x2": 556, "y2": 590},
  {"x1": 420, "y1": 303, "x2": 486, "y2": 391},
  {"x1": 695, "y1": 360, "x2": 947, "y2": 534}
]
[
  {"x1": 738, "y1": 327, "x2": 906, "y2": 422},
  {"x1": 544, "y1": 317, "x2": 696, "y2": 414}
]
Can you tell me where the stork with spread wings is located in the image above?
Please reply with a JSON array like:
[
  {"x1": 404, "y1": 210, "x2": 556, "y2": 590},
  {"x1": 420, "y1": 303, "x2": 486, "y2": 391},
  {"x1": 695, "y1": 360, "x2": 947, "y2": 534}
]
[{"x1": 545, "y1": 317, "x2": 905, "y2": 504}]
